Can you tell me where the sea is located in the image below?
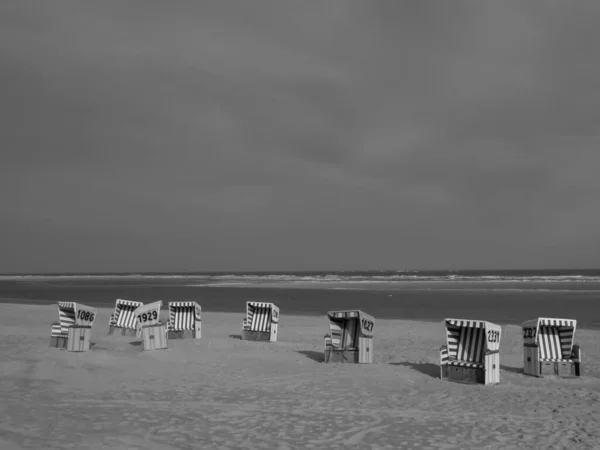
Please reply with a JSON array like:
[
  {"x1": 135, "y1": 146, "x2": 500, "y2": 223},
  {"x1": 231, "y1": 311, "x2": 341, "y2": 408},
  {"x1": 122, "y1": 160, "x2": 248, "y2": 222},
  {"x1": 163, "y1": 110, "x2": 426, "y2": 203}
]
[{"x1": 1, "y1": 269, "x2": 599, "y2": 329}]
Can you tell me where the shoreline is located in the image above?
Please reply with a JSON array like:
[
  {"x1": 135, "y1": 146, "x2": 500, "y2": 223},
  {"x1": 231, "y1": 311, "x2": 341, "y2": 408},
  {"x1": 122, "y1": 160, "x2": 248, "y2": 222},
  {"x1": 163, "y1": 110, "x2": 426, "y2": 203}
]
[{"x1": 2, "y1": 300, "x2": 599, "y2": 331}]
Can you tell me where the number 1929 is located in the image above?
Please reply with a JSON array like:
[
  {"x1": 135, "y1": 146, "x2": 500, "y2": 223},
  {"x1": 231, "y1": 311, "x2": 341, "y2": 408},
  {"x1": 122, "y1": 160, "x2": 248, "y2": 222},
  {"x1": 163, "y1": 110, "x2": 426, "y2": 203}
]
[{"x1": 138, "y1": 310, "x2": 158, "y2": 323}]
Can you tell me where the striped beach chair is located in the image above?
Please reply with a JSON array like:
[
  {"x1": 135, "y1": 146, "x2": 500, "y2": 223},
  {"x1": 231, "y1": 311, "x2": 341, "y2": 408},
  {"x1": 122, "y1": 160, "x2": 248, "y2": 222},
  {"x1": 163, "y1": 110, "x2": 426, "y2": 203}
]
[
  {"x1": 241, "y1": 302, "x2": 279, "y2": 342},
  {"x1": 167, "y1": 301, "x2": 201, "y2": 339},
  {"x1": 108, "y1": 299, "x2": 143, "y2": 336},
  {"x1": 50, "y1": 302, "x2": 97, "y2": 352},
  {"x1": 440, "y1": 318, "x2": 501, "y2": 385},
  {"x1": 522, "y1": 317, "x2": 581, "y2": 377},
  {"x1": 324, "y1": 310, "x2": 374, "y2": 364},
  {"x1": 135, "y1": 300, "x2": 167, "y2": 351}
]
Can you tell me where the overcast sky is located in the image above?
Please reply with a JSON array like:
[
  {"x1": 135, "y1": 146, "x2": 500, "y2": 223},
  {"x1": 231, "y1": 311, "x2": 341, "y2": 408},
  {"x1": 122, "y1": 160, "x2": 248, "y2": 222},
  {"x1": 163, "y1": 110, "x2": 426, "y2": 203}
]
[{"x1": 1, "y1": 0, "x2": 600, "y2": 273}]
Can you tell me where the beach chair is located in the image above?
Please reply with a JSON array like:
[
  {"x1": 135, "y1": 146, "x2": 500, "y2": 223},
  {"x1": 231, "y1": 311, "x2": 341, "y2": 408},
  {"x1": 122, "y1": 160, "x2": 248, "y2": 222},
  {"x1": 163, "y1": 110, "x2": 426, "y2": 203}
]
[
  {"x1": 108, "y1": 299, "x2": 143, "y2": 336},
  {"x1": 324, "y1": 310, "x2": 374, "y2": 364},
  {"x1": 241, "y1": 302, "x2": 279, "y2": 342},
  {"x1": 49, "y1": 302, "x2": 97, "y2": 352},
  {"x1": 440, "y1": 319, "x2": 501, "y2": 385},
  {"x1": 135, "y1": 300, "x2": 167, "y2": 351},
  {"x1": 522, "y1": 317, "x2": 581, "y2": 377},
  {"x1": 167, "y1": 301, "x2": 201, "y2": 339}
]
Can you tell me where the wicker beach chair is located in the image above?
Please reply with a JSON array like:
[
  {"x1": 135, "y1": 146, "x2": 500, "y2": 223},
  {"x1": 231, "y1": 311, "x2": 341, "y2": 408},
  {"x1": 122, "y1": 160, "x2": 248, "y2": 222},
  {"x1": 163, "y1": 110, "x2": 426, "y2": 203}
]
[
  {"x1": 241, "y1": 302, "x2": 279, "y2": 342},
  {"x1": 135, "y1": 300, "x2": 167, "y2": 350},
  {"x1": 108, "y1": 299, "x2": 143, "y2": 336},
  {"x1": 324, "y1": 310, "x2": 374, "y2": 364},
  {"x1": 49, "y1": 302, "x2": 97, "y2": 352},
  {"x1": 440, "y1": 318, "x2": 501, "y2": 385},
  {"x1": 167, "y1": 301, "x2": 201, "y2": 339},
  {"x1": 522, "y1": 317, "x2": 581, "y2": 377}
]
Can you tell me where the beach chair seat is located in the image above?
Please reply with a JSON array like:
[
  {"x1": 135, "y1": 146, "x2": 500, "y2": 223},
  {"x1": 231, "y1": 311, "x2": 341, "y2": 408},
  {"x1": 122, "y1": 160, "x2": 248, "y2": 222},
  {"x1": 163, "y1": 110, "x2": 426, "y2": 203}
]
[
  {"x1": 522, "y1": 318, "x2": 581, "y2": 377},
  {"x1": 439, "y1": 319, "x2": 501, "y2": 385},
  {"x1": 241, "y1": 302, "x2": 279, "y2": 342},
  {"x1": 324, "y1": 310, "x2": 374, "y2": 364},
  {"x1": 108, "y1": 299, "x2": 143, "y2": 336},
  {"x1": 49, "y1": 302, "x2": 96, "y2": 352},
  {"x1": 167, "y1": 301, "x2": 201, "y2": 339}
]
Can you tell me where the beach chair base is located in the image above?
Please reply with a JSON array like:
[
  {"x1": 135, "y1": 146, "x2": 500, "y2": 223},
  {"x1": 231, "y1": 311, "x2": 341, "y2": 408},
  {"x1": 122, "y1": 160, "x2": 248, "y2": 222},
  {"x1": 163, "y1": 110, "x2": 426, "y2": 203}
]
[
  {"x1": 536, "y1": 361, "x2": 581, "y2": 378},
  {"x1": 49, "y1": 335, "x2": 68, "y2": 349},
  {"x1": 67, "y1": 326, "x2": 91, "y2": 352},
  {"x1": 142, "y1": 324, "x2": 168, "y2": 351},
  {"x1": 168, "y1": 329, "x2": 200, "y2": 340},
  {"x1": 107, "y1": 326, "x2": 138, "y2": 337},
  {"x1": 446, "y1": 366, "x2": 485, "y2": 384},
  {"x1": 324, "y1": 349, "x2": 359, "y2": 364},
  {"x1": 242, "y1": 330, "x2": 271, "y2": 342}
]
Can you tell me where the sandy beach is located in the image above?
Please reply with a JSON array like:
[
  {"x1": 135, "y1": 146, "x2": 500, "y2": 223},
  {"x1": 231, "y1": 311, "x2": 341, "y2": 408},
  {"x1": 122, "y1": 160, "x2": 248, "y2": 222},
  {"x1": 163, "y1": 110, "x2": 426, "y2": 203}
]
[{"x1": 1, "y1": 303, "x2": 599, "y2": 450}]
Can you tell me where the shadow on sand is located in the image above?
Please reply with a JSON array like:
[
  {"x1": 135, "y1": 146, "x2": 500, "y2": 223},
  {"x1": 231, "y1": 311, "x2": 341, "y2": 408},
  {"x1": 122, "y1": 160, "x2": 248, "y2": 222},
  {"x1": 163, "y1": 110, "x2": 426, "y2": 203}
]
[
  {"x1": 228, "y1": 334, "x2": 242, "y2": 340},
  {"x1": 501, "y1": 365, "x2": 524, "y2": 374},
  {"x1": 297, "y1": 350, "x2": 324, "y2": 363},
  {"x1": 391, "y1": 362, "x2": 440, "y2": 379},
  {"x1": 129, "y1": 341, "x2": 143, "y2": 347}
]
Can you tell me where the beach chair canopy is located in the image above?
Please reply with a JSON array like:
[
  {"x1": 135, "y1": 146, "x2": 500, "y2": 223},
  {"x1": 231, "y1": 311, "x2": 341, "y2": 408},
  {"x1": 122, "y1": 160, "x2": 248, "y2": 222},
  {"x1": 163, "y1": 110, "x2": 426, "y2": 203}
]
[
  {"x1": 327, "y1": 310, "x2": 375, "y2": 349},
  {"x1": 521, "y1": 317, "x2": 577, "y2": 361},
  {"x1": 56, "y1": 302, "x2": 97, "y2": 335},
  {"x1": 244, "y1": 302, "x2": 279, "y2": 332},
  {"x1": 111, "y1": 299, "x2": 144, "y2": 329},
  {"x1": 444, "y1": 319, "x2": 501, "y2": 365},
  {"x1": 168, "y1": 301, "x2": 201, "y2": 331}
]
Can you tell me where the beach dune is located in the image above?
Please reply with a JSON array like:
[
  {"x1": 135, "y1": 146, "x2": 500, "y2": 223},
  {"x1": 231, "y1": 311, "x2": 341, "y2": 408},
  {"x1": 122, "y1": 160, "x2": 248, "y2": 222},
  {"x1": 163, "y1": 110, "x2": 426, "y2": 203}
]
[{"x1": 1, "y1": 303, "x2": 599, "y2": 449}]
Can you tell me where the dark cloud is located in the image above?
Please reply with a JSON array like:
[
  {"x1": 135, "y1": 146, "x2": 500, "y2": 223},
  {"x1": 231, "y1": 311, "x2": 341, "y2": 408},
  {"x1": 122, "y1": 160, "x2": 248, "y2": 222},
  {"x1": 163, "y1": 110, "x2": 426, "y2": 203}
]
[{"x1": 1, "y1": 0, "x2": 600, "y2": 272}]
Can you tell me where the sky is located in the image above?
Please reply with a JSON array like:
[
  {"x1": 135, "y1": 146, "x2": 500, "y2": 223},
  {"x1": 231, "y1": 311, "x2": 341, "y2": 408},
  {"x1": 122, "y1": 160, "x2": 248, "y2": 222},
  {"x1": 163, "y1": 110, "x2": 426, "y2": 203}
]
[{"x1": 1, "y1": 0, "x2": 600, "y2": 273}]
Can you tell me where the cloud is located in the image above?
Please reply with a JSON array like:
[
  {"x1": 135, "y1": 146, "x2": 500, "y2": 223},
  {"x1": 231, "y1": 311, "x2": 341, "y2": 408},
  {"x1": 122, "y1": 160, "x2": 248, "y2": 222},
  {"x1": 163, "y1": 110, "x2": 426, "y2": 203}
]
[{"x1": 1, "y1": 0, "x2": 600, "y2": 271}]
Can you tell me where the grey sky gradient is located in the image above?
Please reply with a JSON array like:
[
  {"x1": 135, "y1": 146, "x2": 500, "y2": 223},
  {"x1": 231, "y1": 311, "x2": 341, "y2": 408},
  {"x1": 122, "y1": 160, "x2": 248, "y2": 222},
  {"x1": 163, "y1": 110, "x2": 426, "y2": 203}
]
[{"x1": 2, "y1": 0, "x2": 600, "y2": 272}]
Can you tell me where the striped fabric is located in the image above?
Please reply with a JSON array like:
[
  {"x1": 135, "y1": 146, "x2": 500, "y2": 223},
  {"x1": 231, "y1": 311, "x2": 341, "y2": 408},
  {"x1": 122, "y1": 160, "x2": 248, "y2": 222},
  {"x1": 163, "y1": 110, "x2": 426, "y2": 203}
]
[
  {"x1": 51, "y1": 323, "x2": 63, "y2": 337},
  {"x1": 324, "y1": 334, "x2": 333, "y2": 348},
  {"x1": 440, "y1": 346, "x2": 449, "y2": 365},
  {"x1": 539, "y1": 318, "x2": 575, "y2": 327},
  {"x1": 445, "y1": 320, "x2": 485, "y2": 363},
  {"x1": 329, "y1": 321, "x2": 342, "y2": 347},
  {"x1": 114, "y1": 300, "x2": 143, "y2": 329},
  {"x1": 446, "y1": 319, "x2": 486, "y2": 329},
  {"x1": 58, "y1": 303, "x2": 76, "y2": 335},
  {"x1": 246, "y1": 302, "x2": 273, "y2": 332},
  {"x1": 328, "y1": 311, "x2": 359, "y2": 319},
  {"x1": 168, "y1": 302, "x2": 200, "y2": 331},
  {"x1": 539, "y1": 326, "x2": 573, "y2": 360}
]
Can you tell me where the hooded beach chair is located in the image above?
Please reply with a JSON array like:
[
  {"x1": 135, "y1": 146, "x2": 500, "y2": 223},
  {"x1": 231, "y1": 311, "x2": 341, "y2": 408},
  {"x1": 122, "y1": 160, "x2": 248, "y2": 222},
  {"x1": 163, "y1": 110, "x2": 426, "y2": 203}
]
[
  {"x1": 324, "y1": 310, "x2": 374, "y2": 364},
  {"x1": 440, "y1": 319, "x2": 501, "y2": 385},
  {"x1": 108, "y1": 299, "x2": 143, "y2": 336},
  {"x1": 241, "y1": 302, "x2": 279, "y2": 342},
  {"x1": 522, "y1": 317, "x2": 581, "y2": 377},
  {"x1": 49, "y1": 302, "x2": 97, "y2": 352},
  {"x1": 167, "y1": 301, "x2": 201, "y2": 339},
  {"x1": 135, "y1": 300, "x2": 167, "y2": 351}
]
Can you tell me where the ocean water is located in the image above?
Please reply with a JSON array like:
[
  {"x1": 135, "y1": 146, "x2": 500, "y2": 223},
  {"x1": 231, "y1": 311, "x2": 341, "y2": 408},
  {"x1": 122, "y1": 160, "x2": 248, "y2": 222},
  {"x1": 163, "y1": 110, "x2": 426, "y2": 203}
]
[{"x1": 1, "y1": 270, "x2": 599, "y2": 329}]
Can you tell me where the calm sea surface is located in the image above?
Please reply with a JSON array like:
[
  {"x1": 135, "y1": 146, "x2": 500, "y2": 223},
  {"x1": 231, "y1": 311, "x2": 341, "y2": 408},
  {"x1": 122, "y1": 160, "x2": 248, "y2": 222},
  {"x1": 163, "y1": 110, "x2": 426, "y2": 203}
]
[{"x1": 1, "y1": 270, "x2": 599, "y2": 329}]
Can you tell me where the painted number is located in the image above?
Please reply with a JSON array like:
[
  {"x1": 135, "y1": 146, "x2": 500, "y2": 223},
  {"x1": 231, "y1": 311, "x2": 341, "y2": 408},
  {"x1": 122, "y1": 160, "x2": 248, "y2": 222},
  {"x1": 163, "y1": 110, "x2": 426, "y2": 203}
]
[
  {"x1": 361, "y1": 319, "x2": 374, "y2": 332},
  {"x1": 487, "y1": 330, "x2": 500, "y2": 343},
  {"x1": 523, "y1": 327, "x2": 536, "y2": 339},
  {"x1": 138, "y1": 310, "x2": 158, "y2": 323},
  {"x1": 77, "y1": 310, "x2": 95, "y2": 322}
]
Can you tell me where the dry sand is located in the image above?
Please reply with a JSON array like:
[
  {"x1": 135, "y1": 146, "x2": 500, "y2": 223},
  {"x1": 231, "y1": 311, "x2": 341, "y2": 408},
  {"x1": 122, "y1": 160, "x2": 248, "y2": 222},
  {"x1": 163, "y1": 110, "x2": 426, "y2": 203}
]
[{"x1": 1, "y1": 303, "x2": 599, "y2": 450}]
